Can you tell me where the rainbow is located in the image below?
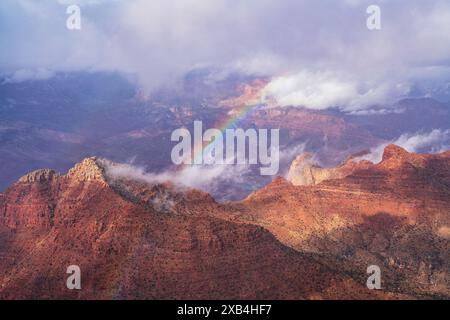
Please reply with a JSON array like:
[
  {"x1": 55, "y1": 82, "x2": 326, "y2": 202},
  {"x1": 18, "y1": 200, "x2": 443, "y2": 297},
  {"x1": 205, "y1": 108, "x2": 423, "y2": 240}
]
[
  {"x1": 188, "y1": 100, "x2": 263, "y2": 167},
  {"x1": 109, "y1": 100, "x2": 264, "y2": 298}
]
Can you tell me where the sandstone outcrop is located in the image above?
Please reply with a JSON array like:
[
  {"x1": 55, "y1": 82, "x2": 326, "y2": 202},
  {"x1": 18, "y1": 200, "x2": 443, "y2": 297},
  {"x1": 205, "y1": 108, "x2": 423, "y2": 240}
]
[
  {"x1": 286, "y1": 152, "x2": 372, "y2": 186},
  {"x1": 225, "y1": 145, "x2": 450, "y2": 298}
]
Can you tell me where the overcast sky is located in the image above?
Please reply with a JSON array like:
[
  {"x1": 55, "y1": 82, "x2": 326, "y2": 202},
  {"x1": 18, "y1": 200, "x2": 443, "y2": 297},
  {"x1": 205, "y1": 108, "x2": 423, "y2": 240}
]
[{"x1": 1, "y1": 0, "x2": 450, "y2": 110}]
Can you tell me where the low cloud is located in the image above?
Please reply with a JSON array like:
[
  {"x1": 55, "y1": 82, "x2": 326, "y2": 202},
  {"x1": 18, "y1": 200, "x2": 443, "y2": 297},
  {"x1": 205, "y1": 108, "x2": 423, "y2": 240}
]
[
  {"x1": 261, "y1": 65, "x2": 450, "y2": 112},
  {"x1": 359, "y1": 129, "x2": 450, "y2": 163},
  {"x1": 261, "y1": 71, "x2": 411, "y2": 111},
  {"x1": 103, "y1": 159, "x2": 250, "y2": 194},
  {"x1": 279, "y1": 142, "x2": 307, "y2": 162},
  {"x1": 2, "y1": 68, "x2": 54, "y2": 84},
  {"x1": 277, "y1": 142, "x2": 308, "y2": 176}
]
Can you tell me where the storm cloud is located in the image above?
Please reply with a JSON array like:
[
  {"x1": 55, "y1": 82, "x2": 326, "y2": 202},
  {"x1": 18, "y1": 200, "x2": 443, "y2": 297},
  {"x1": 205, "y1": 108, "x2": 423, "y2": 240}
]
[{"x1": 1, "y1": 0, "x2": 450, "y2": 110}]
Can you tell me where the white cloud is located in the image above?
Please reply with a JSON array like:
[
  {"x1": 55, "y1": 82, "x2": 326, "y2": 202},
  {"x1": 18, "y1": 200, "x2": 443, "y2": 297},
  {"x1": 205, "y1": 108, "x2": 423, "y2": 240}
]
[
  {"x1": 394, "y1": 129, "x2": 450, "y2": 153},
  {"x1": 279, "y1": 142, "x2": 307, "y2": 163},
  {"x1": 2, "y1": 68, "x2": 54, "y2": 83},
  {"x1": 1, "y1": 0, "x2": 450, "y2": 106},
  {"x1": 358, "y1": 129, "x2": 450, "y2": 163},
  {"x1": 261, "y1": 71, "x2": 412, "y2": 111},
  {"x1": 262, "y1": 71, "x2": 357, "y2": 110},
  {"x1": 103, "y1": 159, "x2": 250, "y2": 194}
]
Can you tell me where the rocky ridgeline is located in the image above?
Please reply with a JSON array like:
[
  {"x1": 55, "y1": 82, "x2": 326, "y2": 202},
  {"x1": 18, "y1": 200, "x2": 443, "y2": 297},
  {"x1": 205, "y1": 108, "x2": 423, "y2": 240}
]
[
  {"x1": 16, "y1": 157, "x2": 107, "y2": 185},
  {"x1": 18, "y1": 169, "x2": 59, "y2": 183},
  {"x1": 234, "y1": 144, "x2": 450, "y2": 298},
  {"x1": 3, "y1": 157, "x2": 109, "y2": 230},
  {"x1": 286, "y1": 152, "x2": 373, "y2": 186},
  {"x1": 0, "y1": 145, "x2": 448, "y2": 299},
  {"x1": 66, "y1": 157, "x2": 107, "y2": 183},
  {"x1": 0, "y1": 158, "x2": 388, "y2": 300}
]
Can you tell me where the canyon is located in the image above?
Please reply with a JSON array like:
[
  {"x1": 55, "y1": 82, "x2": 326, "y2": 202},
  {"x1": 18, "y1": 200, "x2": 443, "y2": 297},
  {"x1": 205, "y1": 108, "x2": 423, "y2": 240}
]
[{"x1": 0, "y1": 144, "x2": 448, "y2": 299}]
